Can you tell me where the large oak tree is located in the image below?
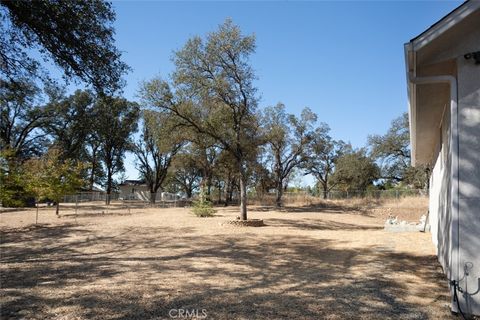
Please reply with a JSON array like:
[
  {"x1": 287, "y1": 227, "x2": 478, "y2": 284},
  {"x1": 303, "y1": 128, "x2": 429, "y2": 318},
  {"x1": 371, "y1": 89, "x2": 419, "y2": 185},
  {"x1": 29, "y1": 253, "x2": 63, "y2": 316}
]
[
  {"x1": 368, "y1": 112, "x2": 428, "y2": 189},
  {"x1": 302, "y1": 125, "x2": 350, "y2": 199},
  {"x1": 134, "y1": 110, "x2": 184, "y2": 204},
  {"x1": 141, "y1": 20, "x2": 262, "y2": 220},
  {"x1": 95, "y1": 96, "x2": 139, "y2": 204},
  {"x1": 263, "y1": 103, "x2": 316, "y2": 207}
]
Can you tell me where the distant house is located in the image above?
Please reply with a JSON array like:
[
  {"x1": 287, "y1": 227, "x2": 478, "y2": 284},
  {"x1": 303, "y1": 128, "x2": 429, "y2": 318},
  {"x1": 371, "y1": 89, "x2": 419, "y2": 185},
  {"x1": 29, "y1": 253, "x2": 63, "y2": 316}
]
[
  {"x1": 404, "y1": 1, "x2": 480, "y2": 316},
  {"x1": 71, "y1": 186, "x2": 105, "y2": 202},
  {"x1": 80, "y1": 186, "x2": 104, "y2": 193},
  {"x1": 118, "y1": 179, "x2": 151, "y2": 201},
  {"x1": 118, "y1": 179, "x2": 181, "y2": 201}
]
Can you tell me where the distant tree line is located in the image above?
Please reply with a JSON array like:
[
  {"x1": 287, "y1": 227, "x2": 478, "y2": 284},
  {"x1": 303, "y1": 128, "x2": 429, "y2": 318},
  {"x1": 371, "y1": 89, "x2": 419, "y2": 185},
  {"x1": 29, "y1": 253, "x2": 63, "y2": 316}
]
[
  {"x1": 0, "y1": 84, "x2": 139, "y2": 209},
  {"x1": 0, "y1": 3, "x2": 428, "y2": 220}
]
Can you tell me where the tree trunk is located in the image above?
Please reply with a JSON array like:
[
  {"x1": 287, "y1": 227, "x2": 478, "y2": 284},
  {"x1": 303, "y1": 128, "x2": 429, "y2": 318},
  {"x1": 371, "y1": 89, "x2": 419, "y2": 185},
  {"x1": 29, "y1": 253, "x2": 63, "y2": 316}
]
[
  {"x1": 217, "y1": 183, "x2": 222, "y2": 204},
  {"x1": 276, "y1": 180, "x2": 283, "y2": 208},
  {"x1": 89, "y1": 145, "x2": 99, "y2": 190},
  {"x1": 224, "y1": 178, "x2": 230, "y2": 207},
  {"x1": 89, "y1": 159, "x2": 96, "y2": 190},
  {"x1": 322, "y1": 182, "x2": 328, "y2": 200},
  {"x1": 55, "y1": 202, "x2": 60, "y2": 216},
  {"x1": 206, "y1": 180, "x2": 212, "y2": 201},
  {"x1": 228, "y1": 183, "x2": 234, "y2": 202},
  {"x1": 150, "y1": 191, "x2": 156, "y2": 204},
  {"x1": 89, "y1": 169, "x2": 95, "y2": 191},
  {"x1": 239, "y1": 173, "x2": 247, "y2": 220},
  {"x1": 106, "y1": 169, "x2": 112, "y2": 205}
]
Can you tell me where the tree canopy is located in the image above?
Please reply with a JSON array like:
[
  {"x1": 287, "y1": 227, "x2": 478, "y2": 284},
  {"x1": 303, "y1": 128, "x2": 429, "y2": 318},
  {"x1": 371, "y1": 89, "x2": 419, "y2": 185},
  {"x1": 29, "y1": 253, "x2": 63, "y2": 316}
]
[
  {"x1": 24, "y1": 148, "x2": 85, "y2": 215},
  {"x1": 332, "y1": 149, "x2": 380, "y2": 192},
  {"x1": 368, "y1": 112, "x2": 428, "y2": 189},
  {"x1": 0, "y1": 79, "x2": 51, "y2": 158},
  {"x1": 95, "y1": 96, "x2": 139, "y2": 203},
  {"x1": 140, "y1": 19, "x2": 262, "y2": 220},
  {"x1": 302, "y1": 125, "x2": 350, "y2": 199},
  {"x1": 263, "y1": 103, "x2": 316, "y2": 207},
  {"x1": 134, "y1": 110, "x2": 184, "y2": 203},
  {"x1": 1, "y1": 0, "x2": 129, "y2": 94}
]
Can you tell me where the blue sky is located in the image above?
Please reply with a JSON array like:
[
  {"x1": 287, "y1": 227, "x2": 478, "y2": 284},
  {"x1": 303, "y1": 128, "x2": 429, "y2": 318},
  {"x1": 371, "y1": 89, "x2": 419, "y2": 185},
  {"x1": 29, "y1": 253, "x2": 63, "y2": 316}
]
[{"x1": 110, "y1": 0, "x2": 462, "y2": 183}]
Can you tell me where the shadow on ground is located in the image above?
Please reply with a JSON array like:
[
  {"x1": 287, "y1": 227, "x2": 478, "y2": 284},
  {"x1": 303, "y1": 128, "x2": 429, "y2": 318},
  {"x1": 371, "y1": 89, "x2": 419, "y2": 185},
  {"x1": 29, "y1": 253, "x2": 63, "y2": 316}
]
[
  {"x1": 250, "y1": 203, "x2": 375, "y2": 217},
  {"x1": 1, "y1": 219, "x2": 450, "y2": 319}
]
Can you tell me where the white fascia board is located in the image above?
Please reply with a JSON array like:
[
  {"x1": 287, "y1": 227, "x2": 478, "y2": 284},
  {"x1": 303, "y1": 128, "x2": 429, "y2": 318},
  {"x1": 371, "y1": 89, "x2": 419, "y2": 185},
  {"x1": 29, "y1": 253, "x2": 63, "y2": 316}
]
[
  {"x1": 411, "y1": 1, "x2": 480, "y2": 51},
  {"x1": 404, "y1": 42, "x2": 417, "y2": 165}
]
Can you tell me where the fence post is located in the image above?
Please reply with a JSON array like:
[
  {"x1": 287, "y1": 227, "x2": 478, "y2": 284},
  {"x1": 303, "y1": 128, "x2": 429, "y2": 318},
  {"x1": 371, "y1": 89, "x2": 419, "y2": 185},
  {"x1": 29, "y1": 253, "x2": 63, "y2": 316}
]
[{"x1": 35, "y1": 199, "x2": 39, "y2": 225}]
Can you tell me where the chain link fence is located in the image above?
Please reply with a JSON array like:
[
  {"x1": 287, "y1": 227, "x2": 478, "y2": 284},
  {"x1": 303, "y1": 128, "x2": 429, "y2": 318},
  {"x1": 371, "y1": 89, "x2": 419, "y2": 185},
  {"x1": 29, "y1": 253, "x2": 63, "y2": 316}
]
[
  {"x1": 61, "y1": 191, "x2": 192, "y2": 209},
  {"x1": 248, "y1": 189, "x2": 427, "y2": 207},
  {"x1": 319, "y1": 189, "x2": 427, "y2": 200}
]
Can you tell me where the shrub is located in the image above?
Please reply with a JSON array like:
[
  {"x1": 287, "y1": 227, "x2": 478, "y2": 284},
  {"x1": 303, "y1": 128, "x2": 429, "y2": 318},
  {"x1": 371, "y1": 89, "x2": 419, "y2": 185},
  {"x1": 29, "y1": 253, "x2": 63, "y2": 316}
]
[
  {"x1": 191, "y1": 187, "x2": 216, "y2": 217},
  {"x1": 192, "y1": 201, "x2": 216, "y2": 217}
]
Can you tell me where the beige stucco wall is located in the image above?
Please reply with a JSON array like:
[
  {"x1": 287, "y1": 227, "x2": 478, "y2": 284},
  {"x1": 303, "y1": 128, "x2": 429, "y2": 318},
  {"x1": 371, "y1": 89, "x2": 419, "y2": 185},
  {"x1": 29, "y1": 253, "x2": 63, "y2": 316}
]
[
  {"x1": 429, "y1": 104, "x2": 452, "y2": 279},
  {"x1": 411, "y1": 8, "x2": 480, "y2": 315},
  {"x1": 456, "y1": 56, "x2": 480, "y2": 315},
  {"x1": 118, "y1": 185, "x2": 151, "y2": 201},
  {"x1": 423, "y1": 58, "x2": 480, "y2": 316}
]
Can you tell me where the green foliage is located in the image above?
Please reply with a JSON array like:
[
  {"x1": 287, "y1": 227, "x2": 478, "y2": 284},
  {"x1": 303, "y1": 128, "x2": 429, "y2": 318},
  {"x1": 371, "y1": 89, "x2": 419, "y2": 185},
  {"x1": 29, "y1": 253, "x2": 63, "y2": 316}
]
[
  {"x1": 141, "y1": 19, "x2": 262, "y2": 220},
  {"x1": 167, "y1": 150, "x2": 202, "y2": 199},
  {"x1": 133, "y1": 110, "x2": 184, "y2": 203},
  {"x1": 1, "y1": 0, "x2": 129, "y2": 93},
  {"x1": 262, "y1": 103, "x2": 317, "y2": 206},
  {"x1": 95, "y1": 96, "x2": 139, "y2": 200},
  {"x1": 45, "y1": 89, "x2": 95, "y2": 161},
  {"x1": 0, "y1": 79, "x2": 51, "y2": 159},
  {"x1": 191, "y1": 187, "x2": 216, "y2": 217},
  {"x1": 403, "y1": 165, "x2": 429, "y2": 189},
  {"x1": 368, "y1": 112, "x2": 428, "y2": 189},
  {"x1": 24, "y1": 148, "x2": 86, "y2": 204},
  {"x1": 302, "y1": 124, "x2": 351, "y2": 198},
  {"x1": 0, "y1": 148, "x2": 31, "y2": 207},
  {"x1": 332, "y1": 149, "x2": 380, "y2": 192},
  {"x1": 1, "y1": 83, "x2": 107, "y2": 191}
]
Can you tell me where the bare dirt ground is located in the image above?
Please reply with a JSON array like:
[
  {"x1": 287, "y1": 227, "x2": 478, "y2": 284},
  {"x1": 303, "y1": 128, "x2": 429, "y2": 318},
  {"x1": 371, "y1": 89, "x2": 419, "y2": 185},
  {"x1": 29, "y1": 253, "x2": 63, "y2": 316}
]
[{"x1": 0, "y1": 200, "x2": 452, "y2": 319}]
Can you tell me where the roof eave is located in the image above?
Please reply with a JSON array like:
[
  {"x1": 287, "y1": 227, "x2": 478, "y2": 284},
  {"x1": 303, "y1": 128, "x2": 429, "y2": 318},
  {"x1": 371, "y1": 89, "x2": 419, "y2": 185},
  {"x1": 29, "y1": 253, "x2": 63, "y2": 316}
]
[
  {"x1": 404, "y1": 42, "x2": 417, "y2": 166},
  {"x1": 410, "y1": 1, "x2": 480, "y2": 51}
]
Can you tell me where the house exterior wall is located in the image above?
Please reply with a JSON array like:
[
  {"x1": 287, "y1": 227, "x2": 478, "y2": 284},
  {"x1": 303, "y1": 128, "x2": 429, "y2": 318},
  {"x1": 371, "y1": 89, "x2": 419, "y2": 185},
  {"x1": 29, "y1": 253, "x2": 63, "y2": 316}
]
[
  {"x1": 456, "y1": 56, "x2": 480, "y2": 315},
  {"x1": 118, "y1": 185, "x2": 179, "y2": 202},
  {"x1": 429, "y1": 106, "x2": 452, "y2": 279},
  {"x1": 427, "y1": 58, "x2": 480, "y2": 315},
  {"x1": 407, "y1": 3, "x2": 480, "y2": 315},
  {"x1": 118, "y1": 185, "x2": 152, "y2": 201}
]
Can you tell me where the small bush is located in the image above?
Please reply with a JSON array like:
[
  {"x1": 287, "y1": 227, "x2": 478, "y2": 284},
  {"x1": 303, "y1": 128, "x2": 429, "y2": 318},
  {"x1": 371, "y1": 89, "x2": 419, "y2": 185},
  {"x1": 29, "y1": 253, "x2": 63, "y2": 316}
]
[
  {"x1": 191, "y1": 187, "x2": 216, "y2": 217},
  {"x1": 192, "y1": 201, "x2": 216, "y2": 217}
]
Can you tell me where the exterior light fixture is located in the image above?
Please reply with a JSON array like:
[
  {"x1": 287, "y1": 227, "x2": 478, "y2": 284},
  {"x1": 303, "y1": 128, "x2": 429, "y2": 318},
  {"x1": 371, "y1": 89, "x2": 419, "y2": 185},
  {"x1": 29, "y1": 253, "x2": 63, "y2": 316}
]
[{"x1": 464, "y1": 51, "x2": 480, "y2": 64}]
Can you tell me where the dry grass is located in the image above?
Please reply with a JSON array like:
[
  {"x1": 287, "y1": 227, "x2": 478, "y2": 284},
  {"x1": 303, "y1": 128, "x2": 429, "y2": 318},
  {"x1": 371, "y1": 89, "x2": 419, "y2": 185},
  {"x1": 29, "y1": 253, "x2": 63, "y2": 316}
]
[
  {"x1": 0, "y1": 201, "x2": 451, "y2": 320},
  {"x1": 251, "y1": 195, "x2": 428, "y2": 222}
]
